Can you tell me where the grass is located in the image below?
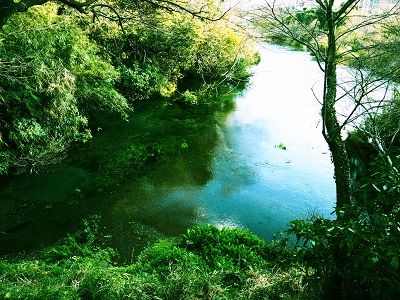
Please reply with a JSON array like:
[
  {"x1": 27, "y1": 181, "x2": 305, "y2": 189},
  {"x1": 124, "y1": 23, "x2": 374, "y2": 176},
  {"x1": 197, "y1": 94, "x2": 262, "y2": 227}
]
[{"x1": 0, "y1": 221, "x2": 313, "y2": 299}]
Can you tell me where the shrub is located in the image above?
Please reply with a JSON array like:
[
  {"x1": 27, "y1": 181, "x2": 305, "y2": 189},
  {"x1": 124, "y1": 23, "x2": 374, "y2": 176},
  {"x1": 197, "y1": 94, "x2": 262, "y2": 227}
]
[{"x1": 0, "y1": 222, "x2": 309, "y2": 299}]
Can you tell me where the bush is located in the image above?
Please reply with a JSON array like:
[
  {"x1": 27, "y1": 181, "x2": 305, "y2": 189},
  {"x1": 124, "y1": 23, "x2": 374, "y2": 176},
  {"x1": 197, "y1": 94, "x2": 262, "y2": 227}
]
[
  {"x1": 135, "y1": 224, "x2": 290, "y2": 289},
  {"x1": 287, "y1": 181, "x2": 400, "y2": 299},
  {"x1": 0, "y1": 3, "x2": 131, "y2": 174},
  {"x1": 0, "y1": 222, "x2": 309, "y2": 299}
]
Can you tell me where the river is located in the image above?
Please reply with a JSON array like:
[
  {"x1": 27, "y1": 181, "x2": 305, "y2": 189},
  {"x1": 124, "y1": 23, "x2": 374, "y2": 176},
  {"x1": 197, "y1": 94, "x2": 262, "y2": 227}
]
[{"x1": 0, "y1": 44, "x2": 336, "y2": 260}]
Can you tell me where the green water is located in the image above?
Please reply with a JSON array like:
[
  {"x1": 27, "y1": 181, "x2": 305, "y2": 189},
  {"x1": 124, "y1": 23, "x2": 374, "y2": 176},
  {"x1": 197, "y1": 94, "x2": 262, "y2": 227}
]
[
  {"x1": 0, "y1": 90, "x2": 237, "y2": 259},
  {"x1": 0, "y1": 45, "x2": 337, "y2": 261}
]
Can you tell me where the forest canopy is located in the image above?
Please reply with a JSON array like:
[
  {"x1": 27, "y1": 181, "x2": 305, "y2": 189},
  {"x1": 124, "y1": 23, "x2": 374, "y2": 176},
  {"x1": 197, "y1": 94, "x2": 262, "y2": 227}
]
[{"x1": 0, "y1": 1, "x2": 259, "y2": 174}]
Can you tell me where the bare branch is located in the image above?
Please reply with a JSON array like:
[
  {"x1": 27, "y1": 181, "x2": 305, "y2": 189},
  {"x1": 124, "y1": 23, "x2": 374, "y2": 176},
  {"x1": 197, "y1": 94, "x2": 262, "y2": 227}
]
[
  {"x1": 58, "y1": 0, "x2": 97, "y2": 12},
  {"x1": 141, "y1": 0, "x2": 229, "y2": 21}
]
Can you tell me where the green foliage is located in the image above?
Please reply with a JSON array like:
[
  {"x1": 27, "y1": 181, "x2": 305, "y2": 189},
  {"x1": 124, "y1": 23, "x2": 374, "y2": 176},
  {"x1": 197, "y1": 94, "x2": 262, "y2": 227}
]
[
  {"x1": 345, "y1": 89, "x2": 400, "y2": 183},
  {"x1": 176, "y1": 90, "x2": 199, "y2": 105},
  {"x1": 347, "y1": 19, "x2": 400, "y2": 82},
  {"x1": 255, "y1": 8, "x2": 324, "y2": 49},
  {"x1": 0, "y1": 224, "x2": 309, "y2": 299},
  {"x1": 287, "y1": 153, "x2": 400, "y2": 299},
  {"x1": 187, "y1": 23, "x2": 259, "y2": 83},
  {"x1": 179, "y1": 225, "x2": 268, "y2": 271},
  {"x1": 43, "y1": 215, "x2": 114, "y2": 263},
  {"x1": 130, "y1": 224, "x2": 305, "y2": 299},
  {"x1": 137, "y1": 225, "x2": 266, "y2": 280},
  {"x1": 117, "y1": 63, "x2": 164, "y2": 101},
  {"x1": 86, "y1": 4, "x2": 258, "y2": 102},
  {"x1": 295, "y1": 9, "x2": 319, "y2": 26},
  {"x1": 0, "y1": 215, "x2": 116, "y2": 300},
  {"x1": 363, "y1": 89, "x2": 400, "y2": 148},
  {"x1": 0, "y1": 3, "x2": 131, "y2": 174},
  {"x1": 0, "y1": 1, "x2": 258, "y2": 174}
]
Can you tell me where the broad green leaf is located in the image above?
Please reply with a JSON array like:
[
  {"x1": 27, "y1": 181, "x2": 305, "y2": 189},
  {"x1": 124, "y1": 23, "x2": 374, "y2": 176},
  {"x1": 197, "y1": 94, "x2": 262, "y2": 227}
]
[{"x1": 391, "y1": 257, "x2": 399, "y2": 269}]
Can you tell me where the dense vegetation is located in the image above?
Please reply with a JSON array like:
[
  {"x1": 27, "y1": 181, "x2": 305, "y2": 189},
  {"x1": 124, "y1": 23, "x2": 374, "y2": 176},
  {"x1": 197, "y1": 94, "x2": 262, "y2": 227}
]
[
  {"x1": 256, "y1": 4, "x2": 400, "y2": 80},
  {"x1": 0, "y1": 1, "x2": 259, "y2": 175},
  {"x1": 250, "y1": 3, "x2": 400, "y2": 299},
  {"x1": 0, "y1": 221, "x2": 307, "y2": 300},
  {"x1": 2, "y1": 195, "x2": 398, "y2": 299},
  {"x1": 1, "y1": 1, "x2": 400, "y2": 299}
]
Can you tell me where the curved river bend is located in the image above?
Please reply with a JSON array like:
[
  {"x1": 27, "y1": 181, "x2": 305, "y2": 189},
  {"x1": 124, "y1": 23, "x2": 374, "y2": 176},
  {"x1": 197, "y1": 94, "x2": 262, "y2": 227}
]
[{"x1": 0, "y1": 44, "x2": 336, "y2": 259}]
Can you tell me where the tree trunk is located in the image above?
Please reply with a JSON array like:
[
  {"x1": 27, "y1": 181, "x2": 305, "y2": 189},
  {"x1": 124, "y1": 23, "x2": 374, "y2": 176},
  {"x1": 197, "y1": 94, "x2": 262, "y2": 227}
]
[
  {"x1": 321, "y1": 4, "x2": 352, "y2": 299},
  {"x1": 323, "y1": 97, "x2": 352, "y2": 213},
  {"x1": 322, "y1": 3, "x2": 352, "y2": 214}
]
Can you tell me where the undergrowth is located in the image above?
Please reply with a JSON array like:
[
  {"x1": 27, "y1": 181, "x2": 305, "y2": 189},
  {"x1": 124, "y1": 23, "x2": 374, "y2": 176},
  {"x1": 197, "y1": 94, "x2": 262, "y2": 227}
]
[{"x1": 0, "y1": 219, "x2": 311, "y2": 299}]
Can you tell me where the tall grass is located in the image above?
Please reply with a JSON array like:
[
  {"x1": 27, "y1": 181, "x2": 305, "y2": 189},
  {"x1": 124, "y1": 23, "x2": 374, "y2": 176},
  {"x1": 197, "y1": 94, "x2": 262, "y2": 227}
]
[{"x1": 0, "y1": 220, "x2": 312, "y2": 299}]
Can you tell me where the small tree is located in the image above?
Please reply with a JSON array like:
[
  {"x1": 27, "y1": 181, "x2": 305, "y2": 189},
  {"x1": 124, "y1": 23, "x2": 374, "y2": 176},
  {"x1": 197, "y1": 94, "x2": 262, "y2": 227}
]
[
  {"x1": 249, "y1": 1, "x2": 400, "y2": 298},
  {"x1": 249, "y1": 0, "x2": 400, "y2": 213}
]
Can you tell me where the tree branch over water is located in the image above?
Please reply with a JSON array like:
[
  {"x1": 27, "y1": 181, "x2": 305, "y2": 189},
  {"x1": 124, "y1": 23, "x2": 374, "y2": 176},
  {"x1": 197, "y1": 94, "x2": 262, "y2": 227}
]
[
  {"x1": 0, "y1": 0, "x2": 95, "y2": 28},
  {"x1": 249, "y1": 0, "x2": 400, "y2": 215},
  {"x1": 0, "y1": 0, "x2": 229, "y2": 29}
]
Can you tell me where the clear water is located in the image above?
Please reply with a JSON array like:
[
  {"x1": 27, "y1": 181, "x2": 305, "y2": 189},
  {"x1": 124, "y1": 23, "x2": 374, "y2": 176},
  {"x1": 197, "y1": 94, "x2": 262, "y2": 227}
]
[{"x1": 0, "y1": 44, "x2": 336, "y2": 259}]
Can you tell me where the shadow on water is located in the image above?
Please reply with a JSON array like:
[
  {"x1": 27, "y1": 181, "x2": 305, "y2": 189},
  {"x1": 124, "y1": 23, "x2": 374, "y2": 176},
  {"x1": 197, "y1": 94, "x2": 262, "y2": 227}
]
[
  {"x1": 0, "y1": 89, "x2": 239, "y2": 260},
  {"x1": 0, "y1": 45, "x2": 337, "y2": 262}
]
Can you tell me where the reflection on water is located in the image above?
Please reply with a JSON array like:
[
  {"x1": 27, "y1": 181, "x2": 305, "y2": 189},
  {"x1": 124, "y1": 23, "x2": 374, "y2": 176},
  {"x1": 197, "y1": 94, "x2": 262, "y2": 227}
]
[
  {"x1": 109, "y1": 44, "x2": 336, "y2": 257},
  {"x1": 0, "y1": 44, "x2": 336, "y2": 259}
]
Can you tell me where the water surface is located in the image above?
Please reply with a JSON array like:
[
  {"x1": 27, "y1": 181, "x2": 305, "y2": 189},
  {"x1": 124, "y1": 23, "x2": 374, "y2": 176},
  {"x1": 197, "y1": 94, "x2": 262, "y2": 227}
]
[{"x1": 0, "y1": 44, "x2": 336, "y2": 259}]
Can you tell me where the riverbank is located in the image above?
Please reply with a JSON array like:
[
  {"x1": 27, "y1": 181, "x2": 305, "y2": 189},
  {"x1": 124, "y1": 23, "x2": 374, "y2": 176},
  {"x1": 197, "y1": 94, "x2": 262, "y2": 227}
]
[
  {"x1": 0, "y1": 221, "x2": 310, "y2": 300},
  {"x1": 0, "y1": 45, "x2": 336, "y2": 261}
]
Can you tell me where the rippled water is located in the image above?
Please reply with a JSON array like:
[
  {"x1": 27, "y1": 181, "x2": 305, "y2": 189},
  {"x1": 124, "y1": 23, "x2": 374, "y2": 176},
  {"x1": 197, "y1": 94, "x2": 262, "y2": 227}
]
[
  {"x1": 0, "y1": 44, "x2": 336, "y2": 259},
  {"x1": 107, "y1": 44, "x2": 337, "y2": 257}
]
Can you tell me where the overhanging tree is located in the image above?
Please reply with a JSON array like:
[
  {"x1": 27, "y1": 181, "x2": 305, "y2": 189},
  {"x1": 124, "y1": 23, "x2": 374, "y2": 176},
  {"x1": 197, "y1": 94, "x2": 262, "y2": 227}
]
[
  {"x1": 249, "y1": 0, "x2": 400, "y2": 214},
  {"x1": 0, "y1": 0, "x2": 257, "y2": 174},
  {"x1": 0, "y1": 0, "x2": 228, "y2": 29},
  {"x1": 249, "y1": 1, "x2": 400, "y2": 298}
]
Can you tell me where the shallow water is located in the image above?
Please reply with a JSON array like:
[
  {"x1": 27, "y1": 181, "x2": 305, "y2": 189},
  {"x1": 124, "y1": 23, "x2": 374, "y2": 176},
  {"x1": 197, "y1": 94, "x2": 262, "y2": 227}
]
[{"x1": 0, "y1": 44, "x2": 336, "y2": 259}]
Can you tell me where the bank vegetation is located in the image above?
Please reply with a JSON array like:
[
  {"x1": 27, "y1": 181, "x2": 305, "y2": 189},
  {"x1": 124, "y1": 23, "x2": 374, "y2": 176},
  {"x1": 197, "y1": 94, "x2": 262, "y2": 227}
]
[{"x1": 1, "y1": 1, "x2": 400, "y2": 299}]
